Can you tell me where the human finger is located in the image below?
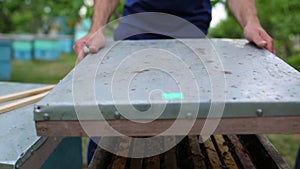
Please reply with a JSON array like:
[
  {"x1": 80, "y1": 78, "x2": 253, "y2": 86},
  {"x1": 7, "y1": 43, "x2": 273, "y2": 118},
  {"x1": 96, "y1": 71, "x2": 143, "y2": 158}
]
[{"x1": 259, "y1": 30, "x2": 275, "y2": 54}]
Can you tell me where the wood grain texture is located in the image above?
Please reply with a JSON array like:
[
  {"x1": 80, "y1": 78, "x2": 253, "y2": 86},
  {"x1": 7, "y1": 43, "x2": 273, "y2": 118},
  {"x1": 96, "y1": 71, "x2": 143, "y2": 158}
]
[
  {"x1": 0, "y1": 85, "x2": 54, "y2": 103},
  {"x1": 111, "y1": 156, "x2": 128, "y2": 169},
  {"x1": 146, "y1": 156, "x2": 160, "y2": 169},
  {"x1": 203, "y1": 137, "x2": 223, "y2": 169},
  {"x1": 88, "y1": 146, "x2": 112, "y2": 169},
  {"x1": 87, "y1": 134, "x2": 288, "y2": 169},
  {"x1": 129, "y1": 158, "x2": 143, "y2": 169},
  {"x1": 188, "y1": 136, "x2": 206, "y2": 169},
  {"x1": 256, "y1": 135, "x2": 290, "y2": 169},
  {"x1": 129, "y1": 138, "x2": 145, "y2": 166},
  {"x1": 213, "y1": 135, "x2": 238, "y2": 169},
  {"x1": 162, "y1": 136, "x2": 177, "y2": 169},
  {"x1": 36, "y1": 116, "x2": 300, "y2": 136},
  {"x1": 111, "y1": 137, "x2": 131, "y2": 169},
  {"x1": 227, "y1": 135, "x2": 256, "y2": 169},
  {"x1": 20, "y1": 137, "x2": 63, "y2": 169}
]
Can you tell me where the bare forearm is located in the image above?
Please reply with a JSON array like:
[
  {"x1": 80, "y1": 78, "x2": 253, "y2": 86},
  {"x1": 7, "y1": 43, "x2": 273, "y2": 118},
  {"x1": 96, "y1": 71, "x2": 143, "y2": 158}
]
[
  {"x1": 73, "y1": 0, "x2": 119, "y2": 61},
  {"x1": 227, "y1": 0, "x2": 275, "y2": 53},
  {"x1": 227, "y1": 0, "x2": 260, "y2": 28},
  {"x1": 90, "y1": 0, "x2": 120, "y2": 33}
]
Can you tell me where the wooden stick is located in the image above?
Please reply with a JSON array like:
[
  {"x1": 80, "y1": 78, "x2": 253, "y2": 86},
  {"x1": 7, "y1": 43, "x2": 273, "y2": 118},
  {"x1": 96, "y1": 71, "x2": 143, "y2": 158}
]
[
  {"x1": 0, "y1": 91, "x2": 49, "y2": 114},
  {"x1": 0, "y1": 85, "x2": 55, "y2": 103}
]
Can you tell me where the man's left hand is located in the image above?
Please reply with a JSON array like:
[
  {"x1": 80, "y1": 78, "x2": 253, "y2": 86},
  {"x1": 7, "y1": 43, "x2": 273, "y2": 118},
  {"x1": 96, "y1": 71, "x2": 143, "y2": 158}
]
[{"x1": 243, "y1": 22, "x2": 275, "y2": 54}]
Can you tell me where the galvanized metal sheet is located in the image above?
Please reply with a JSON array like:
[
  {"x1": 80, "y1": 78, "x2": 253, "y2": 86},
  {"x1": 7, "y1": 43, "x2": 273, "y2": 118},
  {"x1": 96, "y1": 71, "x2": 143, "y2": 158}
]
[
  {"x1": 34, "y1": 39, "x2": 300, "y2": 121},
  {"x1": 0, "y1": 82, "x2": 47, "y2": 169}
]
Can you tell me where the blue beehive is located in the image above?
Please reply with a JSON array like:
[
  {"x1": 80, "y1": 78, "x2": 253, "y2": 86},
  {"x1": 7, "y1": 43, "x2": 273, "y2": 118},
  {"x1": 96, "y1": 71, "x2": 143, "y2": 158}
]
[
  {"x1": 34, "y1": 35, "x2": 60, "y2": 60},
  {"x1": 59, "y1": 35, "x2": 74, "y2": 53},
  {"x1": 40, "y1": 138, "x2": 82, "y2": 169},
  {"x1": 74, "y1": 18, "x2": 91, "y2": 41},
  {"x1": 0, "y1": 34, "x2": 12, "y2": 80},
  {"x1": 12, "y1": 34, "x2": 34, "y2": 61}
]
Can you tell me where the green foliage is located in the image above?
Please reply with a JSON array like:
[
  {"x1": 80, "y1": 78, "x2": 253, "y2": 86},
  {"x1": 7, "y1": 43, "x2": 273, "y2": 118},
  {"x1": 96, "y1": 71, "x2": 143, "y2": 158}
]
[
  {"x1": 267, "y1": 134, "x2": 300, "y2": 169},
  {"x1": 256, "y1": 0, "x2": 300, "y2": 58},
  {"x1": 0, "y1": 0, "x2": 127, "y2": 34},
  {"x1": 209, "y1": 0, "x2": 300, "y2": 70},
  {"x1": 211, "y1": 0, "x2": 225, "y2": 7},
  {"x1": 286, "y1": 52, "x2": 300, "y2": 71},
  {"x1": 209, "y1": 16, "x2": 243, "y2": 38},
  {"x1": 2, "y1": 0, "x2": 300, "y2": 68},
  {"x1": 208, "y1": 1, "x2": 243, "y2": 39},
  {"x1": 0, "y1": 0, "x2": 83, "y2": 34},
  {"x1": 107, "y1": 0, "x2": 126, "y2": 22}
]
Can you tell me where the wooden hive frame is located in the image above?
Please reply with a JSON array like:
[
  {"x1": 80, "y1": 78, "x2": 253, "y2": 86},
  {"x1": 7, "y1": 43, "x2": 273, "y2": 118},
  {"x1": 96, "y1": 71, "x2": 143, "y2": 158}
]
[{"x1": 88, "y1": 135, "x2": 289, "y2": 169}]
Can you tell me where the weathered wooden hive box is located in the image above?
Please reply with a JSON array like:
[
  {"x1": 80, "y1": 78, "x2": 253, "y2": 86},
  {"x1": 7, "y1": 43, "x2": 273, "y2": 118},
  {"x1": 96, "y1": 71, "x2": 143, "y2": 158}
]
[{"x1": 90, "y1": 135, "x2": 288, "y2": 169}]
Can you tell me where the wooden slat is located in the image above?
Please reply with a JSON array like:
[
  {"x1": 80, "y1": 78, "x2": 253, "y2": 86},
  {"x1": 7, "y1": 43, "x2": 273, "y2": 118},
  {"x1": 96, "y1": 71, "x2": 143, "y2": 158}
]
[
  {"x1": 176, "y1": 137, "x2": 194, "y2": 169},
  {"x1": 88, "y1": 146, "x2": 113, "y2": 169},
  {"x1": 238, "y1": 135, "x2": 283, "y2": 169},
  {"x1": 162, "y1": 136, "x2": 177, "y2": 169},
  {"x1": 146, "y1": 156, "x2": 160, "y2": 169},
  {"x1": 20, "y1": 137, "x2": 63, "y2": 169},
  {"x1": 111, "y1": 156, "x2": 128, "y2": 169},
  {"x1": 129, "y1": 139, "x2": 145, "y2": 169},
  {"x1": 188, "y1": 136, "x2": 206, "y2": 169},
  {"x1": 256, "y1": 135, "x2": 290, "y2": 169},
  {"x1": 0, "y1": 85, "x2": 55, "y2": 103},
  {"x1": 117, "y1": 137, "x2": 132, "y2": 157},
  {"x1": 0, "y1": 91, "x2": 49, "y2": 114},
  {"x1": 129, "y1": 158, "x2": 143, "y2": 169},
  {"x1": 144, "y1": 137, "x2": 161, "y2": 169},
  {"x1": 111, "y1": 137, "x2": 132, "y2": 169},
  {"x1": 203, "y1": 137, "x2": 223, "y2": 169},
  {"x1": 226, "y1": 135, "x2": 256, "y2": 169},
  {"x1": 213, "y1": 135, "x2": 238, "y2": 169},
  {"x1": 36, "y1": 116, "x2": 300, "y2": 136}
]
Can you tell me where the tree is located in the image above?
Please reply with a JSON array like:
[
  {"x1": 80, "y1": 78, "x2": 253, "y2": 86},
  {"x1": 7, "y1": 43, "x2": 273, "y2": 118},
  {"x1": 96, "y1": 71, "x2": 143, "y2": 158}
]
[
  {"x1": 0, "y1": 0, "x2": 83, "y2": 34},
  {"x1": 209, "y1": 0, "x2": 300, "y2": 61}
]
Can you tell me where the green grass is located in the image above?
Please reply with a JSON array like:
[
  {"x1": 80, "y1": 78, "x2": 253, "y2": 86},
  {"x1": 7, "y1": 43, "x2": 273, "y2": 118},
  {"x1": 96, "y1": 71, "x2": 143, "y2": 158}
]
[
  {"x1": 11, "y1": 53, "x2": 77, "y2": 84},
  {"x1": 9, "y1": 53, "x2": 300, "y2": 168},
  {"x1": 267, "y1": 134, "x2": 300, "y2": 169}
]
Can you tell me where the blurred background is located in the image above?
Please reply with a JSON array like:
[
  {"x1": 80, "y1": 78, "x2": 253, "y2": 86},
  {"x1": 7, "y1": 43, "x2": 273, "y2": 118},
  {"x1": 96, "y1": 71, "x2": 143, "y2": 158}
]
[{"x1": 0, "y1": 0, "x2": 299, "y2": 168}]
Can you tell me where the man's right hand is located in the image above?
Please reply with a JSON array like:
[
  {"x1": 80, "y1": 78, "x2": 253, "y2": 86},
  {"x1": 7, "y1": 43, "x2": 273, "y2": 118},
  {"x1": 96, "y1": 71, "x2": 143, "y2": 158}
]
[{"x1": 73, "y1": 30, "x2": 106, "y2": 62}]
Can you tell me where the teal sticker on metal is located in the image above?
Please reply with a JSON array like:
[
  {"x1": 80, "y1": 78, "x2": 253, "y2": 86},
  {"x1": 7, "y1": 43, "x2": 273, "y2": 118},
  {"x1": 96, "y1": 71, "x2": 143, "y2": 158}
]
[{"x1": 162, "y1": 92, "x2": 184, "y2": 100}]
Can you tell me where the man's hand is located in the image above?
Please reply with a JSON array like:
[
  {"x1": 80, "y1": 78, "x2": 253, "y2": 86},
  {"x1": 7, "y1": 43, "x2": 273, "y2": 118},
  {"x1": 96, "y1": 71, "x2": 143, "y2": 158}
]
[
  {"x1": 73, "y1": 0, "x2": 119, "y2": 61},
  {"x1": 243, "y1": 22, "x2": 275, "y2": 54},
  {"x1": 227, "y1": 0, "x2": 275, "y2": 54},
  {"x1": 73, "y1": 30, "x2": 106, "y2": 62}
]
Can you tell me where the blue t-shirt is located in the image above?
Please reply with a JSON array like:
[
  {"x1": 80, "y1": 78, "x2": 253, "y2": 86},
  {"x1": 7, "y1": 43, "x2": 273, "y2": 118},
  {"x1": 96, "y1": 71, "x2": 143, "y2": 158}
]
[{"x1": 114, "y1": 0, "x2": 212, "y2": 40}]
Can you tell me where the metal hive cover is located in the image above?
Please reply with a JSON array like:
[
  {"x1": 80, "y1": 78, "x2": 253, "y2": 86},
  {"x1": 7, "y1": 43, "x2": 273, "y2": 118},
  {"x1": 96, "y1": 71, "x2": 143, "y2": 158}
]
[
  {"x1": 0, "y1": 82, "x2": 46, "y2": 169},
  {"x1": 34, "y1": 39, "x2": 300, "y2": 121}
]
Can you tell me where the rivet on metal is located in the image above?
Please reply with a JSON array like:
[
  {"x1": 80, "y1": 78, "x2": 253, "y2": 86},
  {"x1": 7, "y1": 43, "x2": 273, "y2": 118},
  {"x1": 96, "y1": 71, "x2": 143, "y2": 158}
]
[
  {"x1": 43, "y1": 113, "x2": 50, "y2": 120},
  {"x1": 41, "y1": 127, "x2": 48, "y2": 133},
  {"x1": 114, "y1": 111, "x2": 121, "y2": 119},
  {"x1": 256, "y1": 109, "x2": 263, "y2": 116},
  {"x1": 34, "y1": 105, "x2": 42, "y2": 113},
  {"x1": 186, "y1": 112, "x2": 193, "y2": 119}
]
